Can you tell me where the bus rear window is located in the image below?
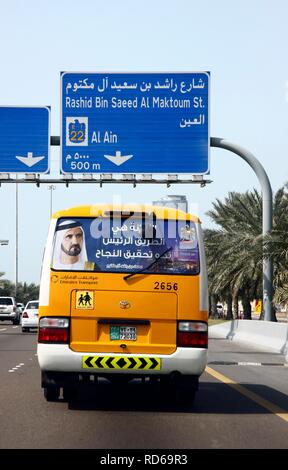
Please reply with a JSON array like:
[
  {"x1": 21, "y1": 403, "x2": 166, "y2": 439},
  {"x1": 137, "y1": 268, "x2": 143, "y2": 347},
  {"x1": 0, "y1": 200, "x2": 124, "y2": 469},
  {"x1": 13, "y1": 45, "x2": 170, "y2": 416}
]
[{"x1": 51, "y1": 216, "x2": 200, "y2": 275}]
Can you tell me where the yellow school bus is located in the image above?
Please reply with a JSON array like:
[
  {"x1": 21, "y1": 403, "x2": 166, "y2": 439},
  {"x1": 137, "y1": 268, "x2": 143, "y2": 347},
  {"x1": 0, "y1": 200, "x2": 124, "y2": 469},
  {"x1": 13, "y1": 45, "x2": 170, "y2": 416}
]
[{"x1": 37, "y1": 204, "x2": 208, "y2": 403}]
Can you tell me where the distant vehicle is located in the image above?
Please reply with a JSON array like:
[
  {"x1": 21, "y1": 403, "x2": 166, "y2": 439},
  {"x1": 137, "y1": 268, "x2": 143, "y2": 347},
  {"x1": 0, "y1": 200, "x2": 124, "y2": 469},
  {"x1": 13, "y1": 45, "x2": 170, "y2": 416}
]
[
  {"x1": 216, "y1": 304, "x2": 224, "y2": 318},
  {"x1": 21, "y1": 300, "x2": 39, "y2": 332},
  {"x1": 0, "y1": 297, "x2": 20, "y2": 325},
  {"x1": 17, "y1": 303, "x2": 25, "y2": 315}
]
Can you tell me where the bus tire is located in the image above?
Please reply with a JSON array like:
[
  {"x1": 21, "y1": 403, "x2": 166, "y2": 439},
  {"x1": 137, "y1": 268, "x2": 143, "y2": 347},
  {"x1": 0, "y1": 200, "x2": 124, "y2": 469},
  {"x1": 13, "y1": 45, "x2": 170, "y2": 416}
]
[
  {"x1": 63, "y1": 386, "x2": 77, "y2": 402},
  {"x1": 176, "y1": 377, "x2": 197, "y2": 406},
  {"x1": 176, "y1": 386, "x2": 196, "y2": 406},
  {"x1": 44, "y1": 386, "x2": 60, "y2": 402}
]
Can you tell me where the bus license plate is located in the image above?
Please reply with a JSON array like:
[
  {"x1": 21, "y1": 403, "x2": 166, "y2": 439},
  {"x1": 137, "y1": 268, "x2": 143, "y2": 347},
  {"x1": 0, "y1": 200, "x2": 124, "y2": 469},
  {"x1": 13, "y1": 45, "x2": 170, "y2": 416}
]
[{"x1": 110, "y1": 326, "x2": 137, "y2": 341}]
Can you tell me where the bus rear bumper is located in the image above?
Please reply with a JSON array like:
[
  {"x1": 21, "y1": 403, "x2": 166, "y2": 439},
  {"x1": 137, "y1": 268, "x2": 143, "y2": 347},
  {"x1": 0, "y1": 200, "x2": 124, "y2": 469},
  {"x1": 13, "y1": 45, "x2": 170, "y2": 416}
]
[{"x1": 37, "y1": 344, "x2": 207, "y2": 377}]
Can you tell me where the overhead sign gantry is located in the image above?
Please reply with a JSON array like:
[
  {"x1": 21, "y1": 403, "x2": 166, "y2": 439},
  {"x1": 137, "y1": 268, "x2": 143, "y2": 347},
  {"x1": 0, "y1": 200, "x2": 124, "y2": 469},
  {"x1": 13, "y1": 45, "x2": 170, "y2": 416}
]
[{"x1": 0, "y1": 72, "x2": 275, "y2": 320}]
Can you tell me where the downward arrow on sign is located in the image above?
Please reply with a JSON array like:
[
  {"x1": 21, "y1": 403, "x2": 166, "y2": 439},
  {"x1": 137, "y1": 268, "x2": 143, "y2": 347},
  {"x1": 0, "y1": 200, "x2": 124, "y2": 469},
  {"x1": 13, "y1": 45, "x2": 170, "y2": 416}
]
[
  {"x1": 104, "y1": 150, "x2": 133, "y2": 166},
  {"x1": 16, "y1": 152, "x2": 45, "y2": 167}
]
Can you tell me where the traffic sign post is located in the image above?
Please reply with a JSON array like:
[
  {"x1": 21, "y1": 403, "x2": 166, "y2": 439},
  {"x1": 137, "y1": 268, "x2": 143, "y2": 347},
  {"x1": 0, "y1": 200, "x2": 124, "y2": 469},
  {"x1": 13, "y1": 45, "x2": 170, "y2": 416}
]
[
  {"x1": 0, "y1": 106, "x2": 50, "y2": 173},
  {"x1": 61, "y1": 72, "x2": 209, "y2": 174}
]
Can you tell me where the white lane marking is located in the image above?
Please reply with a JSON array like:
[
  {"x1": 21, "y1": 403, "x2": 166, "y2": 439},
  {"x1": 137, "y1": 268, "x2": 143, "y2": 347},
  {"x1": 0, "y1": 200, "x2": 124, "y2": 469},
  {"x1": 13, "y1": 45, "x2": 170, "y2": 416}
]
[
  {"x1": 0, "y1": 328, "x2": 7, "y2": 331},
  {"x1": 238, "y1": 362, "x2": 262, "y2": 366},
  {"x1": 209, "y1": 361, "x2": 288, "y2": 367},
  {"x1": 8, "y1": 363, "x2": 25, "y2": 372},
  {"x1": 12, "y1": 326, "x2": 19, "y2": 329}
]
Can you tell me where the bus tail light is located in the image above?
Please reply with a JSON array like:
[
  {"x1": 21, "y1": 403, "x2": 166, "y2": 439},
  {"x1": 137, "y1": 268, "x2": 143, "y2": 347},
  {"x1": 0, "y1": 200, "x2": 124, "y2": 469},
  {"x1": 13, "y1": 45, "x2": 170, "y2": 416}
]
[
  {"x1": 38, "y1": 317, "x2": 70, "y2": 344},
  {"x1": 177, "y1": 321, "x2": 208, "y2": 348}
]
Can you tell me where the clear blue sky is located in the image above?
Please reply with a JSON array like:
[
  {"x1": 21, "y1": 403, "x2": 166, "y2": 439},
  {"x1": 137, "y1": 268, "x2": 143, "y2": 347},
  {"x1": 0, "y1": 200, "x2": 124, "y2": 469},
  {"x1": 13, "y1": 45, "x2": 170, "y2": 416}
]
[{"x1": 0, "y1": 0, "x2": 288, "y2": 285}]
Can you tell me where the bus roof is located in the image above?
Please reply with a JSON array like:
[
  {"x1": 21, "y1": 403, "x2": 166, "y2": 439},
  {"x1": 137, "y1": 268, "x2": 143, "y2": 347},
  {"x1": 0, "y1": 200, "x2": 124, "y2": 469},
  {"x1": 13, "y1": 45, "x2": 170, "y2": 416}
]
[{"x1": 52, "y1": 204, "x2": 201, "y2": 223}]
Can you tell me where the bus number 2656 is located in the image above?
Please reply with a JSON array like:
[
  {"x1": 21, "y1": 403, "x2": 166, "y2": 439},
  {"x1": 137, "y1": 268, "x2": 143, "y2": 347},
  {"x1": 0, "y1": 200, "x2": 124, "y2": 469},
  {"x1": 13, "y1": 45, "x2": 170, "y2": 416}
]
[{"x1": 154, "y1": 282, "x2": 178, "y2": 291}]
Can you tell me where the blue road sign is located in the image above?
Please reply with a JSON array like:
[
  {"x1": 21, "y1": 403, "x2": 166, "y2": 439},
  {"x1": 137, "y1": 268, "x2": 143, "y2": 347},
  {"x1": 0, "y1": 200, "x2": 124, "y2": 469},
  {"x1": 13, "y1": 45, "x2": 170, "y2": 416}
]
[
  {"x1": 61, "y1": 72, "x2": 209, "y2": 174},
  {"x1": 0, "y1": 106, "x2": 50, "y2": 173}
]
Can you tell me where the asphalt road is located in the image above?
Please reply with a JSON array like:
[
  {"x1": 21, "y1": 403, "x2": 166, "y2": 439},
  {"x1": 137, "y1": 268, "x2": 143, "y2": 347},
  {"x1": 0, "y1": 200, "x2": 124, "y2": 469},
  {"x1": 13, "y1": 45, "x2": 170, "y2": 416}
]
[{"x1": 0, "y1": 322, "x2": 287, "y2": 449}]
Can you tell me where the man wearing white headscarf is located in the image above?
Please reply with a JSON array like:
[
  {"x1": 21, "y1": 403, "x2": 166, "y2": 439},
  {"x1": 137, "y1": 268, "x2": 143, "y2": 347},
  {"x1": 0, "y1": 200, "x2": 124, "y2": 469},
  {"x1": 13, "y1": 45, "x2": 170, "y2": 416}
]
[{"x1": 52, "y1": 220, "x2": 88, "y2": 270}]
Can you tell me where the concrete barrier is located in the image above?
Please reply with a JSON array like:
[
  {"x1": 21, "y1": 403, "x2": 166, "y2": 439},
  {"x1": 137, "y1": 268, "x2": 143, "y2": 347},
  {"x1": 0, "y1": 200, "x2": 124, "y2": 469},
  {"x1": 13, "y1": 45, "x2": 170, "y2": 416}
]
[{"x1": 209, "y1": 320, "x2": 288, "y2": 355}]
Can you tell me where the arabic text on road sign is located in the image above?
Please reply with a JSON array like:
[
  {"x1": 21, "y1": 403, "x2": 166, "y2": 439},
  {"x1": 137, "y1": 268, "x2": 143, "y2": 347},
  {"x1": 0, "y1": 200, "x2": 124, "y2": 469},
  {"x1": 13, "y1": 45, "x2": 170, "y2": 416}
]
[{"x1": 61, "y1": 72, "x2": 209, "y2": 174}]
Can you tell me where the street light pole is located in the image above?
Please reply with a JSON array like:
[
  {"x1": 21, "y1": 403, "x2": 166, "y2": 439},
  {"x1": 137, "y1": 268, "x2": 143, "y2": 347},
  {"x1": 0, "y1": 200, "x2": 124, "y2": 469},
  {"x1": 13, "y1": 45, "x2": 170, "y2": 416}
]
[
  {"x1": 15, "y1": 177, "x2": 18, "y2": 299},
  {"x1": 0, "y1": 241, "x2": 8, "y2": 290},
  {"x1": 48, "y1": 184, "x2": 56, "y2": 218}
]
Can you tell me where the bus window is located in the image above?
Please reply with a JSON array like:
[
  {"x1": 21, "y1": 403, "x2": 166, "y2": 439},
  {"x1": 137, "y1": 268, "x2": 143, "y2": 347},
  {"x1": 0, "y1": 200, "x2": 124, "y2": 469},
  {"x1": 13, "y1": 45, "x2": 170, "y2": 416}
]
[{"x1": 51, "y1": 216, "x2": 200, "y2": 275}]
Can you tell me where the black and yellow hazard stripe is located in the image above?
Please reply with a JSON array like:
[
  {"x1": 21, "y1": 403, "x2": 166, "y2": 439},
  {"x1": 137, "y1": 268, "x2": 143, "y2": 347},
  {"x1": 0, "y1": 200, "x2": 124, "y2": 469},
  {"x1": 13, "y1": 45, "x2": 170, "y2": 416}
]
[{"x1": 82, "y1": 356, "x2": 161, "y2": 370}]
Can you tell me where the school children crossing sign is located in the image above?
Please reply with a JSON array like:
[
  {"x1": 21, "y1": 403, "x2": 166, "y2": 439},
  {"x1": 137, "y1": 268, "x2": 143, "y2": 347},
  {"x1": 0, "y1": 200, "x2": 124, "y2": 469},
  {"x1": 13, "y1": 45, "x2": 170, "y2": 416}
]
[
  {"x1": 76, "y1": 290, "x2": 94, "y2": 309},
  {"x1": 61, "y1": 72, "x2": 210, "y2": 175}
]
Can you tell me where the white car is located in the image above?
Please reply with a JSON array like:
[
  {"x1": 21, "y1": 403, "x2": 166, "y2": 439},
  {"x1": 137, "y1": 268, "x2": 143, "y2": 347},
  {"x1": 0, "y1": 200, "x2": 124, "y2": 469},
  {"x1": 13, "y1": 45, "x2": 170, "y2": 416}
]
[
  {"x1": 21, "y1": 300, "x2": 39, "y2": 332},
  {"x1": 216, "y1": 304, "x2": 224, "y2": 318},
  {"x1": 17, "y1": 303, "x2": 25, "y2": 314},
  {"x1": 0, "y1": 297, "x2": 21, "y2": 325}
]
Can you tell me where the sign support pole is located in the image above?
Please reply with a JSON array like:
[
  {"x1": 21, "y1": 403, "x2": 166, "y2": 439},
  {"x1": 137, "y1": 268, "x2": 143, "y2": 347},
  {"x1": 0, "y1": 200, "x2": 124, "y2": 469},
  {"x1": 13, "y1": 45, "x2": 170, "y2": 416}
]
[{"x1": 211, "y1": 137, "x2": 275, "y2": 322}]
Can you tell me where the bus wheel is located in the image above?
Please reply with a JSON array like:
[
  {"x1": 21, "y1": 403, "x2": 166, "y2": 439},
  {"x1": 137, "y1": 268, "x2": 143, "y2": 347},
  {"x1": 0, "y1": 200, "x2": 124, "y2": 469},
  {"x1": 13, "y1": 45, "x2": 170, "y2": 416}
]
[
  {"x1": 44, "y1": 386, "x2": 60, "y2": 402},
  {"x1": 176, "y1": 377, "x2": 197, "y2": 406},
  {"x1": 176, "y1": 386, "x2": 196, "y2": 406},
  {"x1": 63, "y1": 386, "x2": 77, "y2": 402}
]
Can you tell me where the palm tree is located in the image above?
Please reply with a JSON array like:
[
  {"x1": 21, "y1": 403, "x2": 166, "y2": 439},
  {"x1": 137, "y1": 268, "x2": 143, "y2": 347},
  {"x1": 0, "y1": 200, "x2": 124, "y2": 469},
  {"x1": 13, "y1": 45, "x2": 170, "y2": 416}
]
[
  {"x1": 204, "y1": 190, "x2": 264, "y2": 320},
  {"x1": 205, "y1": 185, "x2": 288, "y2": 321},
  {"x1": 0, "y1": 274, "x2": 39, "y2": 305},
  {"x1": 264, "y1": 184, "x2": 288, "y2": 306},
  {"x1": 0, "y1": 278, "x2": 15, "y2": 297},
  {"x1": 16, "y1": 282, "x2": 39, "y2": 306}
]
